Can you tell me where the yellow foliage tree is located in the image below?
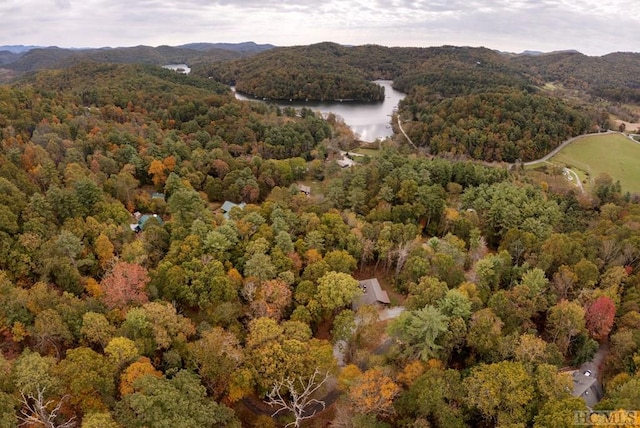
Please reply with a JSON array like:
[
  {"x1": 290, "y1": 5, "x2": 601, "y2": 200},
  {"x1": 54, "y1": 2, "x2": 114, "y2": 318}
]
[
  {"x1": 119, "y1": 356, "x2": 162, "y2": 396},
  {"x1": 348, "y1": 367, "x2": 400, "y2": 416},
  {"x1": 398, "y1": 360, "x2": 426, "y2": 387}
]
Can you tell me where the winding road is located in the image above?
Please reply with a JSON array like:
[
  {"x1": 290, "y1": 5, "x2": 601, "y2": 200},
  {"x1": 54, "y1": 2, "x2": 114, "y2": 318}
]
[{"x1": 519, "y1": 130, "x2": 615, "y2": 167}]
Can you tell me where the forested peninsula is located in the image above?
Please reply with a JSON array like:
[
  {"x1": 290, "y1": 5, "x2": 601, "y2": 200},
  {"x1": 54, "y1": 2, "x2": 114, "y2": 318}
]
[{"x1": 0, "y1": 42, "x2": 639, "y2": 427}]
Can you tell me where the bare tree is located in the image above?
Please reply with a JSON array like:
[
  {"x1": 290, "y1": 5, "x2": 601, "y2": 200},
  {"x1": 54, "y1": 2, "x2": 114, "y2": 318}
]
[
  {"x1": 265, "y1": 369, "x2": 330, "y2": 428},
  {"x1": 18, "y1": 387, "x2": 75, "y2": 428}
]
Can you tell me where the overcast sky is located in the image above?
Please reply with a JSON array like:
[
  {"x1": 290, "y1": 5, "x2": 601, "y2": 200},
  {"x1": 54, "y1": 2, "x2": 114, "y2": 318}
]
[{"x1": 1, "y1": 0, "x2": 639, "y2": 56}]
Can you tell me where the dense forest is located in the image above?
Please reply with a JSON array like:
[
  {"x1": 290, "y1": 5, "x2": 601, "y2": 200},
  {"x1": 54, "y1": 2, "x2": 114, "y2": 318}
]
[
  {"x1": 196, "y1": 43, "x2": 640, "y2": 161},
  {"x1": 0, "y1": 49, "x2": 640, "y2": 428}
]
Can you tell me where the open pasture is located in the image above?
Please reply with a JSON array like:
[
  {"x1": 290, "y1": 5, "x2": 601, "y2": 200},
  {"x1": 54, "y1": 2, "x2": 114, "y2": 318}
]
[{"x1": 550, "y1": 133, "x2": 640, "y2": 194}]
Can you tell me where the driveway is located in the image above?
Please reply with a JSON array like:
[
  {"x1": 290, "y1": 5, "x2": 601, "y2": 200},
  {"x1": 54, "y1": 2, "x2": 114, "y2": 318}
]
[{"x1": 580, "y1": 341, "x2": 609, "y2": 379}]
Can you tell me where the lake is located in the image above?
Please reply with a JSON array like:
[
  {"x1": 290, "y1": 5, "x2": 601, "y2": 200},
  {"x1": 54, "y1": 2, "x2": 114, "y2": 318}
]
[{"x1": 233, "y1": 80, "x2": 405, "y2": 142}]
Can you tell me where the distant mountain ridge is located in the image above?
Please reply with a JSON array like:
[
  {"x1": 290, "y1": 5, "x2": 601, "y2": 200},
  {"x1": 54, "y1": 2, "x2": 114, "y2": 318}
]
[{"x1": 0, "y1": 42, "x2": 276, "y2": 77}]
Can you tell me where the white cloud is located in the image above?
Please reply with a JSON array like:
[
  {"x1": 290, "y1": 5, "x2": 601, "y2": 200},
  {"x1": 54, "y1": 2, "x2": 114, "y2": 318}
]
[{"x1": 0, "y1": 0, "x2": 639, "y2": 55}]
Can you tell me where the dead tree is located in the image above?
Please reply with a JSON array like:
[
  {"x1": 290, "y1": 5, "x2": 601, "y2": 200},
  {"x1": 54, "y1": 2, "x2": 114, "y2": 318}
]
[
  {"x1": 18, "y1": 387, "x2": 75, "y2": 428},
  {"x1": 265, "y1": 369, "x2": 330, "y2": 428}
]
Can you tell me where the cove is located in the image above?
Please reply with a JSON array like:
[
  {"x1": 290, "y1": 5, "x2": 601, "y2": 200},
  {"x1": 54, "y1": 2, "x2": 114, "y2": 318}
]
[{"x1": 233, "y1": 80, "x2": 405, "y2": 142}]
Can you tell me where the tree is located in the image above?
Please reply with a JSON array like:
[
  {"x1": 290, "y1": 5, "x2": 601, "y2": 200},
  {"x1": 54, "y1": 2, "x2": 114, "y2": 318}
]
[
  {"x1": 55, "y1": 347, "x2": 115, "y2": 413},
  {"x1": 314, "y1": 271, "x2": 362, "y2": 314},
  {"x1": 187, "y1": 327, "x2": 243, "y2": 398},
  {"x1": 244, "y1": 253, "x2": 277, "y2": 284},
  {"x1": 464, "y1": 361, "x2": 534, "y2": 427},
  {"x1": 94, "y1": 233, "x2": 114, "y2": 269},
  {"x1": 546, "y1": 300, "x2": 586, "y2": 355},
  {"x1": 80, "y1": 412, "x2": 120, "y2": 428},
  {"x1": 264, "y1": 368, "x2": 330, "y2": 428},
  {"x1": 119, "y1": 357, "x2": 162, "y2": 396},
  {"x1": 33, "y1": 308, "x2": 73, "y2": 358},
  {"x1": 467, "y1": 308, "x2": 505, "y2": 362},
  {"x1": 80, "y1": 312, "x2": 115, "y2": 350},
  {"x1": 388, "y1": 305, "x2": 449, "y2": 361},
  {"x1": 100, "y1": 262, "x2": 149, "y2": 310},
  {"x1": 257, "y1": 279, "x2": 292, "y2": 320},
  {"x1": 348, "y1": 367, "x2": 400, "y2": 417},
  {"x1": 395, "y1": 365, "x2": 465, "y2": 428},
  {"x1": 585, "y1": 296, "x2": 616, "y2": 341},
  {"x1": 104, "y1": 337, "x2": 140, "y2": 368},
  {"x1": 11, "y1": 350, "x2": 60, "y2": 398},
  {"x1": 18, "y1": 386, "x2": 75, "y2": 428},
  {"x1": 115, "y1": 370, "x2": 239, "y2": 428},
  {"x1": 533, "y1": 396, "x2": 587, "y2": 428}
]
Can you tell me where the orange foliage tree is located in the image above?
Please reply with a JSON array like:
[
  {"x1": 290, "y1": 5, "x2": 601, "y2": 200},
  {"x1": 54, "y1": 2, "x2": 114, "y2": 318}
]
[
  {"x1": 100, "y1": 262, "x2": 150, "y2": 310},
  {"x1": 348, "y1": 367, "x2": 400, "y2": 417}
]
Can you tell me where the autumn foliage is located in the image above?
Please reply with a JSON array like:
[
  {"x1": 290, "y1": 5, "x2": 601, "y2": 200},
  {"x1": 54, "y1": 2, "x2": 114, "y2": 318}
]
[
  {"x1": 348, "y1": 368, "x2": 400, "y2": 416},
  {"x1": 100, "y1": 262, "x2": 150, "y2": 310},
  {"x1": 586, "y1": 296, "x2": 616, "y2": 341}
]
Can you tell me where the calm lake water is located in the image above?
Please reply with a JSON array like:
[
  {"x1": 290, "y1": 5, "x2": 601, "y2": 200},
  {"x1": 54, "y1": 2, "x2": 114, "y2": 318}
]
[{"x1": 233, "y1": 80, "x2": 405, "y2": 142}]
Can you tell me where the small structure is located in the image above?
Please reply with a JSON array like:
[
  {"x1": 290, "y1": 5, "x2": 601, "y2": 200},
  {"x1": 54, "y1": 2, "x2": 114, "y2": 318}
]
[
  {"x1": 221, "y1": 201, "x2": 246, "y2": 219},
  {"x1": 572, "y1": 370, "x2": 603, "y2": 409},
  {"x1": 151, "y1": 192, "x2": 165, "y2": 201},
  {"x1": 353, "y1": 278, "x2": 391, "y2": 310},
  {"x1": 336, "y1": 157, "x2": 356, "y2": 168},
  {"x1": 297, "y1": 184, "x2": 311, "y2": 196},
  {"x1": 130, "y1": 213, "x2": 163, "y2": 233}
]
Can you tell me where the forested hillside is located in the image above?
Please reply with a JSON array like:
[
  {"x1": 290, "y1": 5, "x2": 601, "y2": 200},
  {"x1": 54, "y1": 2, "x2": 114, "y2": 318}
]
[
  {"x1": 201, "y1": 43, "x2": 640, "y2": 161},
  {"x1": 1, "y1": 56, "x2": 640, "y2": 428}
]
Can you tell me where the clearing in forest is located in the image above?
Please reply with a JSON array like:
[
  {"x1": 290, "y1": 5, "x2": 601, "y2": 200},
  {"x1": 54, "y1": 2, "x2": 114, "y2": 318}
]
[{"x1": 550, "y1": 133, "x2": 640, "y2": 194}]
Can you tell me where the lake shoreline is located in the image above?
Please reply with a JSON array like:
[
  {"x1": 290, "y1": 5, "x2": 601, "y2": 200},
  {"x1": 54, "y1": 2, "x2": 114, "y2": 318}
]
[{"x1": 233, "y1": 80, "x2": 405, "y2": 142}]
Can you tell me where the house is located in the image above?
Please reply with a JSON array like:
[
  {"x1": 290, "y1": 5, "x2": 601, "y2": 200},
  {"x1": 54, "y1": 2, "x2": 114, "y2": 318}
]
[
  {"x1": 297, "y1": 184, "x2": 311, "y2": 196},
  {"x1": 336, "y1": 157, "x2": 356, "y2": 168},
  {"x1": 572, "y1": 370, "x2": 603, "y2": 409},
  {"x1": 221, "y1": 201, "x2": 246, "y2": 219},
  {"x1": 353, "y1": 278, "x2": 391, "y2": 310},
  {"x1": 130, "y1": 213, "x2": 163, "y2": 233}
]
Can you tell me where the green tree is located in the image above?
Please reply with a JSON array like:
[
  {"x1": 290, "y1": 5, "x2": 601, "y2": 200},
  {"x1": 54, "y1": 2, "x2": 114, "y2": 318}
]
[
  {"x1": 546, "y1": 300, "x2": 586, "y2": 356},
  {"x1": 388, "y1": 305, "x2": 449, "y2": 361},
  {"x1": 115, "y1": 370, "x2": 239, "y2": 428},
  {"x1": 313, "y1": 271, "x2": 362, "y2": 314}
]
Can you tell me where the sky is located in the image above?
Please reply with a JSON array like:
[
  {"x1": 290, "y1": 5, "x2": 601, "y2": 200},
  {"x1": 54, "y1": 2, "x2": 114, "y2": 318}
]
[{"x1": 1, "y1": 0, "x2": 639, "y2": 56}]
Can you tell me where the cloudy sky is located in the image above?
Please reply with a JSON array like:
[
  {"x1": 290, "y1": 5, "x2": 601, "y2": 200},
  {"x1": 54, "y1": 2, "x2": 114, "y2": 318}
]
[{"x1": 1, "y1": 0, "x2": 639, "y2": 56}]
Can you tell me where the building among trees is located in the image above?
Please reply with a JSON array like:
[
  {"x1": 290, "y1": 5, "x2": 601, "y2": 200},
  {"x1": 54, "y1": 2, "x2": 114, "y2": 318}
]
[{"x1": 353, "y1": 278, "x2": 391, "y2": 310}]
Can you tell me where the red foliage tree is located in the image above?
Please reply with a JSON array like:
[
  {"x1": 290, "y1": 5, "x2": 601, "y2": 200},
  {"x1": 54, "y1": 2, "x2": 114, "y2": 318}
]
[
  {"x1": 100, "y1": 262, "x2": 150, "y2": 310},
  {"x1": 585, "y1": 296, "x2": 616, "y2": 341}
]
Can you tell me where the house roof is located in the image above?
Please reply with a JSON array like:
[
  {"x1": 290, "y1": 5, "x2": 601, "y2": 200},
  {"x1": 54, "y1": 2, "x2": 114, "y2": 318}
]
[
  {"x1": 298, "y1": 184, "x2": 311, "y2": 194},
  {"x1": 221, "y1": 201, "x2": 246, "y2": 212},
  {"x1": 353, "y1": 278, "x2": 391, "y2": 309},
  {"x1": 572, "y1": 370, "x2": 603, "y2": 409},
  {"x1": 336, "y1": 158, "x2": 355, "y2": 168},
  {"x1": 130, "y1": 213, "x2": 162, "y2": 233},
  {"x1": 221, "y1": 201, "x2": 246, "y2": 219},
  {"x1": 138, "y1": 213, "x2": 163, "y2": 229}
]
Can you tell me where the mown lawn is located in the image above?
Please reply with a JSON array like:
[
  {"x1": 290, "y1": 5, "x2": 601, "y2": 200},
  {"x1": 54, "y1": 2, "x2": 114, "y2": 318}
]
[
  {"x1": 350, "y1": 147, "x2": 381, "y2": 157},
  {"x1": 550, "y1": 133, "x2": 640, "y2": 194}
]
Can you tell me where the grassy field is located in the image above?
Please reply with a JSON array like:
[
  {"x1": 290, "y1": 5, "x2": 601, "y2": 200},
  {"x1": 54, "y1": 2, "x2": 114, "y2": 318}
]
[
  {"x1": 550, "y1": 133, "x2": 640, "y2": 194},
  {"x1": 350, "y1": 147, "x2": 382, "y2": 157}
]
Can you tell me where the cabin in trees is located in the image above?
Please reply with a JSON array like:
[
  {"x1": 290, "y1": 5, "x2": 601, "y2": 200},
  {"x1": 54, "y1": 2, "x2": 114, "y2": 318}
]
[
  {"x1": 130, "y1": 213, "x2": 163, "y2": 233},
  {"x1": 221, "y1": 201, "x2": 247, "y2": 219},
  {"x1": 572, "y1": 370, "x2": 603, "y2": 409},
  {"x1": 353, "y1": 278, "x2": 391, "y2": 310},
  {"x1": 297, "y1": 184, "x2": 311, "y2": 195}
]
